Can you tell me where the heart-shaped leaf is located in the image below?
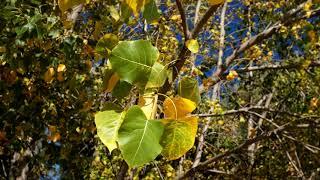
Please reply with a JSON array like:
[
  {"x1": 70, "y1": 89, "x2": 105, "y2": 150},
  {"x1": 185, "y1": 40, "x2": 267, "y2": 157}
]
[
  {"x1": 160, "y1": 117, "x2": 198, "y2": 160},
  {"x1": 95, "y1": 108, "x2": 125, "y2": 152},
  {"x1": 109, "y1": 40, "x2": 159, "y2": 88},
  {"x1": 118, "y1": 105, "x2": 164, "y2": 167}
]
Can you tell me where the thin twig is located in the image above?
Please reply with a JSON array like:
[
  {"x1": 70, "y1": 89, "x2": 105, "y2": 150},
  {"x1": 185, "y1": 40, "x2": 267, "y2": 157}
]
[{"x1": 179, "y1": 124, "x2": 289, "y2": 179}]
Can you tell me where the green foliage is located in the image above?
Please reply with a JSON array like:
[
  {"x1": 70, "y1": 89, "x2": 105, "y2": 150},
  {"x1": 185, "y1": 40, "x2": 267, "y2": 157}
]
[
  {"x1": 160, "y1": 117, "x2": 198, "y2": 160},
  {"x1": 118, "y1": 106, "x2": 164, "y2": 167},
  {"x1": 1, "y1": 0, "x2": 320, "y2": 179},
  {"x1": 94, "y1": 107, "x2": 125, "y2": 152},
  {"x1": 109, "y1": 40, "x2": 159, "y2": 88},
  {"x1": 178, "y1": 77, "x2": 201, "y2": 104}
]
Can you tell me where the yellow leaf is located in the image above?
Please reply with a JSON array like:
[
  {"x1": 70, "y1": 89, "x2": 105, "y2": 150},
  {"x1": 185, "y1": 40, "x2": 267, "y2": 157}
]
[
  {"x1": 170, "y1": 14, "x2": 181, "y2": 21},
  {"x1": 186, "y1": 39, "x2": 199, "y2": 53},
  {"x1": 160, "y1": 117, "x2": 198, "y2": 160},
  {"x1": 58, "y1": 0, "x2": 86, "y2": 13},
  {"x1": 208, "y1": 0, "x2": 225, "y2": 5},
  {"x1": 93, "y1": 21, "x2": 103, "y2": 40},
  {"x1": 125, "y1": 0, "x2": 150, "y2": 16},
  {"x1": 163, "y1": 97, "x2": 196, "y2": 119},
  {"x1": 44, "y1": 67, "x2": 55, "y2": 83},
  {"x1": 106, "y1": 73, "x2": 120, "y2": 93},
  {"x1": 226, "y1": 70, "x2": 238, "y2": 81},
  {"x1": 138, "y1": 93, "x2": 158, "y2": 119},
  {"x1": 57, "y1": 72, "x2": 64, "y2": 82},
  {"x1": 109, "y1": 6, "x2": 120, "y2": 21},
  {"x1": 57, "y1": 64, "x2": 66, "y2": 72}
]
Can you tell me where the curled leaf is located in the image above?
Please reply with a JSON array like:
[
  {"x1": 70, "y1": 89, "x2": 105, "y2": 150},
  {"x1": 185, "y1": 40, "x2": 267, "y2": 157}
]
[
  {"x1": 163, "y1": 97, "x2": 196, "y2": 119},
  {"x1": 44, "y1": 67, "x2": 55, "y2": 83}
]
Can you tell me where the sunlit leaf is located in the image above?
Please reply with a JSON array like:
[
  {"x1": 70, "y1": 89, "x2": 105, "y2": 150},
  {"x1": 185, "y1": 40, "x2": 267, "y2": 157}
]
[
  {"x1": 106, "y1": 73, "x2": 120, "y2": 93},
  {"x1": 186, "y1": 39, "x2": 199, "y2": 53},
  {"x1": 160, "y1": 117, "x2": 198, "y2": 160},
  {"x1": 118, "y1": 106, "x2": 164, "y2": 167},
  {"x1": 57, "y1": 64, "x2": 66, "y2": 72},
  {"x1": 163, "y1": 97, "x2": 196, "y2": 119},
  {"x1": 95, "y1": 108, "x2": 125, "y2": 152},
  {"x1": 58, "y1": 0, "x2": 85, "y2": 13},
  {"x1": 109, "y1": 40, "x2": 159, "y2": 88},
  {"x1": 124, "y1": 0, "x2": 150, "y2": 16},
  {"x1": 207, "y1": 0, "x2": 225, "y2": 5},
  {"x1": 109, "y1": 6, "x2": 120, "y2": 21},
  {"x1": 138, "y1": 93, "x2": 158, "y2": 119},
  {"x1": 226, "y1": 70, "x2": 238, "y2": 81},
  {"x1": 44, "y1": 67, "x2": 55, "y2": 83}
]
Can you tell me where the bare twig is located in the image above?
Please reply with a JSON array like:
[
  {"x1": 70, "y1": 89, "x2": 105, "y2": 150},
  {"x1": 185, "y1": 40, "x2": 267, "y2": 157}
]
[
  {"x1": 192, "y1": 1, "x2": 228, "y2": 168},
  {"x1": 212, "y1": 0, "x2": 316, "y2": 82},
  {"x1": 194, "y1": 0, "x2": 202, "y2": 25},
  {"x1": 236, "y1": 61, "x2": 320, "y2": 73},
  {"x1": 179, "y1": 124, "x2": 288, "y2": 179},
  {"x1": 175, "y1": 0, "x2": 190, "y2": 39},
  {"x1": 159, "y1": 3, "x2": 223, "y2": 98},
  {"x1": 194, "y1": 106, "x2": 320, "y2": 119}
]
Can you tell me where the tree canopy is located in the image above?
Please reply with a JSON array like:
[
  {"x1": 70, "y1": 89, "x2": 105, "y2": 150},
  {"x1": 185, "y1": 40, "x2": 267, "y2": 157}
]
[{"x1": 0, "y1": 0, "x2": 320, "y2": 179}]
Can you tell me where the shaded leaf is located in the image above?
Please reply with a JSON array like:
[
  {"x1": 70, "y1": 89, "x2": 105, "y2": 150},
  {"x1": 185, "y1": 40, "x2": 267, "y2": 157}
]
[
  {"x1": 112, "y1": 80, "x2": 133, "y2": 100},
  {"x1": 118, "y1": 106, "x2": 164, "y2": 167},
  {"x1": 146, "y1": 62, "x2": 167, "y2": 89},
  {"x1": 143, "y1": 0, "x2": 160, "y2": 23},
  {"x1": 95, "y1": 34, "x2": 119, "y2": 58},
  {"x1": 178, "y1": 77, "x2": 201, "y2": 104}
]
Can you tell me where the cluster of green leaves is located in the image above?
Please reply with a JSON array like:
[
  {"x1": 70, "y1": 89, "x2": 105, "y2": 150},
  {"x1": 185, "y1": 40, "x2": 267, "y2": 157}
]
[{"x1": 95, "y1": 40, "x2": 201, "y2": 167}]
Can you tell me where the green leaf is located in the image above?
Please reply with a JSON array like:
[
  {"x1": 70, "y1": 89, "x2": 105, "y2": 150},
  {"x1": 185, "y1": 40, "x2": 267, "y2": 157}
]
[
  {"x1": 118, "y1": 105, "x2": 164, "y2": 167},
  {"x1": 95, "y1": 108, "x2": 125, "y2": 152},
  {"x1": 146, "y1": 62, "x2": 167, "y2": 89},
  {"x1": 178, "y1": 77, "x2": 201, "y2": 104},
  {"x1": 95, "y1": 34, "x2": 119, "y2": 59},
  {"x1": 143, "y1": 0, "x2": 160, "y2": 23},
  {"x1": 160, "y1": 117, "x2": 198, "y2": 160},
  {"x1": 109, "y1": 40, "x2": 159, "y2": 88},
  {"x1": 112, "y1": 80, "x2": 132, "y2": 100}
]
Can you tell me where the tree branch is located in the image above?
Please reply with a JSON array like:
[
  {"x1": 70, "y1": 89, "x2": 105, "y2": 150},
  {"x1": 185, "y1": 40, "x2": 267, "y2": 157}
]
[
  {"x1": 175, "y1": 0, "x2": 190, "y2": 39},
  {"x1": 194, "y1": 106, "x2": 320, "y2": 119},
  {"x1": 212, "y1": 0, "x2": 316, "y2": 82},
  {"x1": 236, "y1": 61, "x2": 320, "y2": 73},
  {"x1": 178, "y1": 124, "x2": 288, "y2": 179},
  {"x1": 159, "y1": 3, "x2": 223, "y2": 98}
]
